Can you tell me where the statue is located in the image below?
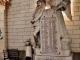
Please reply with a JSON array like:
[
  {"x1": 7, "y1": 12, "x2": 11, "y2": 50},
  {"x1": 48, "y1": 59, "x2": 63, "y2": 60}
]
[
  {"x1": 31, "y1": 0, "x2": 72, "y2": 53},
  {"x1": 31, "y1": 0, "x2": 73, "y2": 60},
  {"x1": 31, "y1": 0, "x2": 46, "y2": 47}
]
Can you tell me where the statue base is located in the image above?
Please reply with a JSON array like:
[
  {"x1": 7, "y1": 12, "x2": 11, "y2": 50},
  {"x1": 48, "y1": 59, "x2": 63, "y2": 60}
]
[
  {"x1": 35, "y1": 48, "x2": 71, "y2": 56},
  {"x1": 34, "y1": 54, "x2": 73, "y2": 60},
  {"x1": 34, "y1": 46, "x2": 72, "y2": 60}
]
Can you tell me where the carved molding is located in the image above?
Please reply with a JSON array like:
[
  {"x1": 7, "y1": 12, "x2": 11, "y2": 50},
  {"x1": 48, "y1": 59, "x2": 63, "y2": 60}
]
[{"x1": 0, "y1": 0, "x2": 9, "y2": 6}]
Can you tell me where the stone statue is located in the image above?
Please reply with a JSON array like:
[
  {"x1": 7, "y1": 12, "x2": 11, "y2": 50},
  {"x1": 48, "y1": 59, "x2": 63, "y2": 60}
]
[
  {"x1": 31, "y1": 0, "x2": 73, "y2": 60},
  {"x1": 31, "y1": 0, "x2": 46, "y2": 47},
  {"x1": 31, "y1": 0, "x2": 72, "y2": 50}
]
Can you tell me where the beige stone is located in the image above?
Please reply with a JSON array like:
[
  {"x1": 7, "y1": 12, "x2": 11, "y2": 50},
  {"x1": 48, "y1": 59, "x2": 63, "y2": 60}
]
[
  {"x1": 14, "y1": 0, "x2": 26, "y2": 3},
  {"x1": 8, "y1": 36, "x2": 14, "y2": 39},
  {"x1": 8, "y1": 40, "x2": 14, "y2": 43},
  {"x1": 78, "y1": 0, "x2": 80, "y2": 2},
  {"x1": 25, "y1": 28, "x2": 34, "y2": 32},
  {"x1": 14, "y1": 13, "x2": 25, "y2": 18},
  {"x1": 20, "y1": 2, "x2": 29, "y2": 6},
  {"x1": 72, "y1": 39, "x2": 80, "y2": 43},
  {"x1": 66, "y1": 26, "x2": 79, "y2": 30},
  {"x1": 8, "y1": 21, "x2": 14, "y2": 25},
  {"x1": 8, "y1": 43, "x2": 15, "y2": 46},
  {"x1": 69, "y1": 35, "x2": 80, "y2": 39},
  {"x1": 74, "y1": 3, "x2": 80, "y2": 7},
  {"x1": 74, "y1": 7, "x2": 79, "y2": 11},
  {"x1": 25, "y1": 6, "x2": 29, "y2": 9},
  {"x1": 67, "y1": 30, "x2": 73, "y2": 34},
  {"x1": 8, "y1": 15, "x2": 14, "y2": 18},
  {"x1": 18, "y1": 25, "x2": 27, "y2": 28},
  {"x1": 0, "y1": 21, "x2": 4, "y2": 28},
  {"x1": 73, "y1": 30, "x2": 80, "y2": 34},
  {"x1": 8, "y1": 32, "x2": 18, "y2": 36},
  {"x1": 20, "y1": 9, "x2": 28, "y2": 13},
  {"x1": 14, "y1": 43, "x2": 24, "y2": 46},
  {"x1": 14, "y1": 36, "x2": 23, "y2": 39},
  {"x1": 65, "y1": 21, "x2": 73, "y2": 25},
  {"x1": 8, "y1": 7, "x2": 14, "y2": 12},
  {"x1": 73, "y1": 0, "x2": 79, "y2": 2},
  {"x1": 74, "y1": 21, "x2": 80, "y2": 25},
  {"x1": 71, "y1": 48, "x2": 80, "y2": 52},
  {"x1": 0, "y1": 13, "x2": 4, "y2": 20},
  {"x1": 18, "y1": 40, "x2": 24, "y2": 43},
  {"x1": 14, "y1": 21, "x2": 26, "y2": 25},
  {"x1": 10, "y1": 10, "x2": 20, "y2": 15},
  {"x1": 19, "y1": 16, "x2": 30, "y2": 21},
  {"x1": 29, "y1": 9, "x2": 35, "y2": 12},
  {"x1": 72, "y1": 16, "x2": 79, "y2": 20},
  {"x1": 12, "y1": 3, "x2": 20, "y2": 8},
  {"x1": 70, "y1": 44, "x2": 79, "y2": 48},
  {"x1": 18, "y1": 32, "x2": 31, "y2": 35},
  {"x1": 75, "y1": 12, "x2": 80, "y2": 15}
]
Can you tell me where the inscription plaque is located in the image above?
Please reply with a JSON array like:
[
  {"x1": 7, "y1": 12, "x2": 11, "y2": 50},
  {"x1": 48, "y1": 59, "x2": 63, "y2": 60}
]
[{"x1": 40, "y1": 17, "x2": 61, "y2": 55}]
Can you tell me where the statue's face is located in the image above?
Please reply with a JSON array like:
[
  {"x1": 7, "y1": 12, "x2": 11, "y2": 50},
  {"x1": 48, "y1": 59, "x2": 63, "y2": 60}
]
[{"x1": 37, "y1": 1, "x2": 42, "y2": 6}]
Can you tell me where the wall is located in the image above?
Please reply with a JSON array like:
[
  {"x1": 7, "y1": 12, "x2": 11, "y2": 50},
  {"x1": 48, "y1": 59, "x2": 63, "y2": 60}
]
[
  {"x1": 7, "y1": 0, "x2": 37, "y2": 50},
  {"x1": 7, "y1": 0, "x2": 80, "y2": 52},
  {"x1": 65, "y1": 0, "x2": 80, "y2": 52}
]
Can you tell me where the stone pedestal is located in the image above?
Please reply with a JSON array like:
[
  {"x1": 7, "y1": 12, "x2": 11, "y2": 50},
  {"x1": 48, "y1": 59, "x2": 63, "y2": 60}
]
[
  {"x1": 35, "y1": 48, "x2": 71, "y2": 56},
  {"x1": 35, "y1": 54, "x2": 73, "y2": 60}
]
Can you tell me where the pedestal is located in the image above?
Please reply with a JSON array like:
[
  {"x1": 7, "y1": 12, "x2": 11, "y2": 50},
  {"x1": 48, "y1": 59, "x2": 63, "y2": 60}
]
[{"x1": 35, "y1": 54, "x2": 73, "y2": 60}]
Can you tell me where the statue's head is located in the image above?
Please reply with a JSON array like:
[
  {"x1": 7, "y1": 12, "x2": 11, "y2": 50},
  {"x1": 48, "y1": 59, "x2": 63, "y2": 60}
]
[
  {"x1": 37, "y1": 0, "x2": 42, "y2": 6},
  {"x1": 37, "y1": 0, "x2": 46, "y2": 6}
]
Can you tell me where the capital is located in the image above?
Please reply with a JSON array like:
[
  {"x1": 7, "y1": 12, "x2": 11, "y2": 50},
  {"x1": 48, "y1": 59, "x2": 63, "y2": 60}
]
[{"x1": 0, "y1": 0, "x2": 9, "y2": 6}]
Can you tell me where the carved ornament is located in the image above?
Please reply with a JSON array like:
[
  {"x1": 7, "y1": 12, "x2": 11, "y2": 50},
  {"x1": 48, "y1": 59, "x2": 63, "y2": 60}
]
[{"x1": 0, "y1": 0, "x2": 9, "y2": 6}]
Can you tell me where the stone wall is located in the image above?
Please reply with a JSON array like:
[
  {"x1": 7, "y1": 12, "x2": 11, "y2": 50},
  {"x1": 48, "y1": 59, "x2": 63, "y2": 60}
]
[
  {"x1": 65, "y1": 0, "x2": 80, "y2": 52},
  {"x1": 7, "y1": 0, "x2": 37, "y2": 50},
  {"x1": 7, "y1": 0, "x2": 80, "y2": 52}
]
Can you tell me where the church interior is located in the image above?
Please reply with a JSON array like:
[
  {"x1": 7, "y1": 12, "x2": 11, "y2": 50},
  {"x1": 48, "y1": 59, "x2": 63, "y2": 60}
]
[{"x1": 0, "y1": 0, "x2": 80, "y2": 60}]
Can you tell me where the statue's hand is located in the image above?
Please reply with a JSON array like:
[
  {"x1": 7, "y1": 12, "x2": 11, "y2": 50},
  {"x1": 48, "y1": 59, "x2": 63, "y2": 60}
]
[{"x1": 31, "y1": 20, "x2": 35, "y2": 24}]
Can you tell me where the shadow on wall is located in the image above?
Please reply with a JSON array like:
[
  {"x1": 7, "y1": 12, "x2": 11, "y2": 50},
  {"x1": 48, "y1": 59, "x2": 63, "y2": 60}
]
[{"x1": 5, "y1": 0, "x2": 12, "y2": 49}]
